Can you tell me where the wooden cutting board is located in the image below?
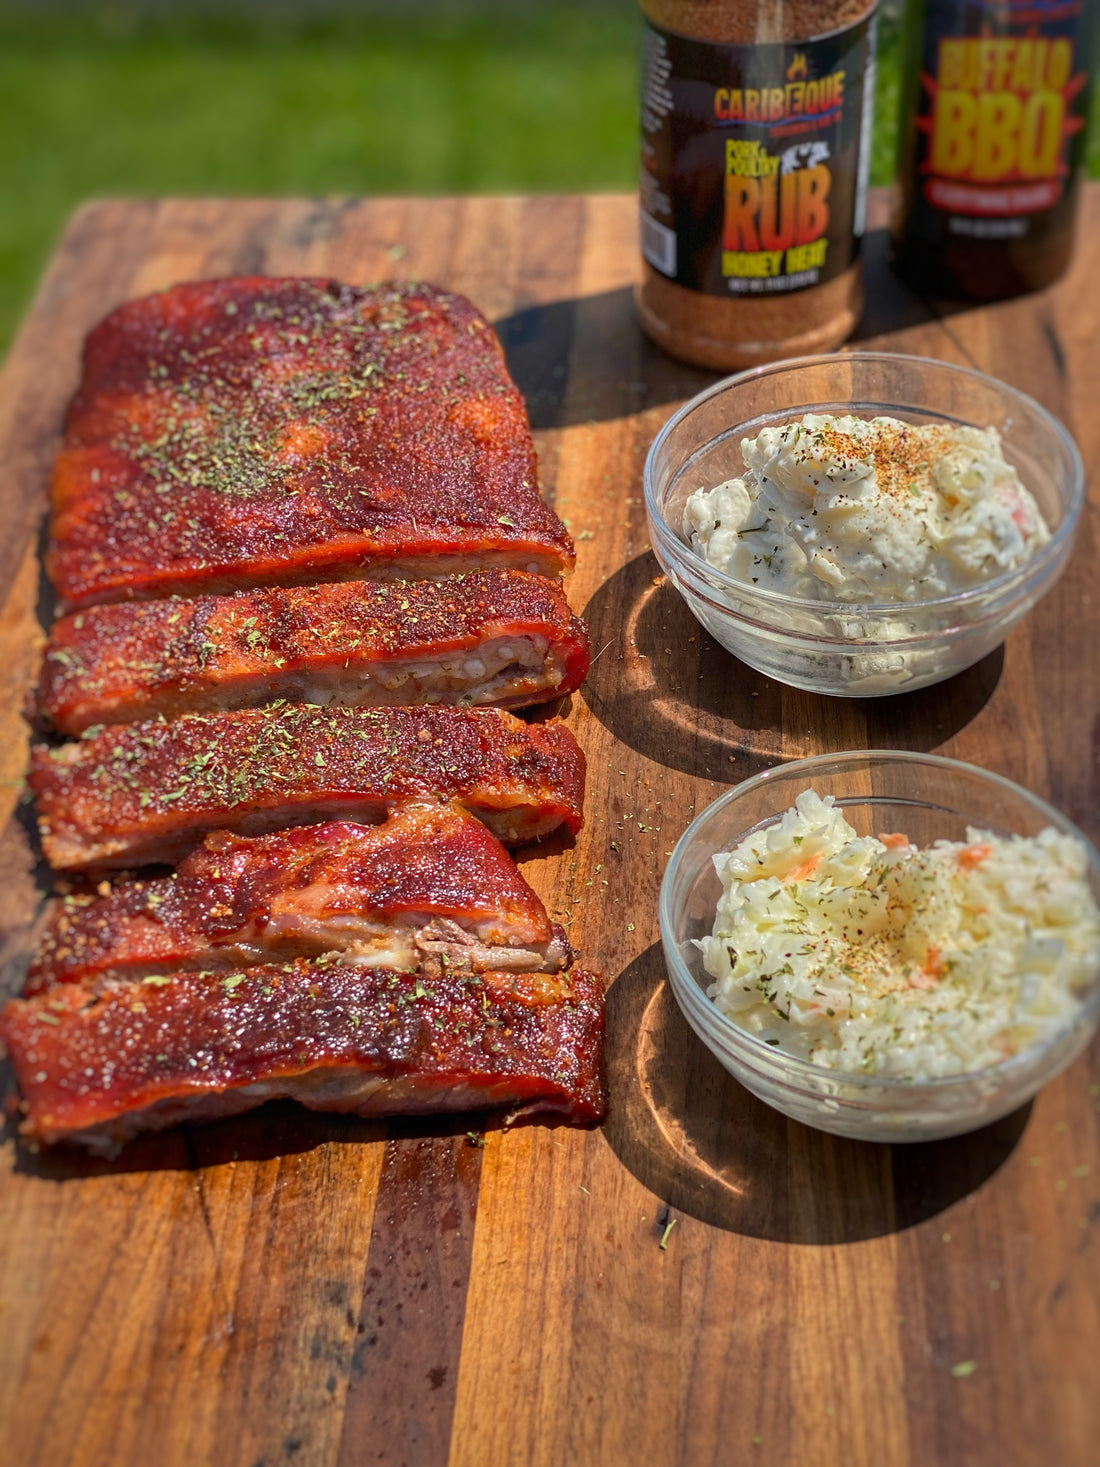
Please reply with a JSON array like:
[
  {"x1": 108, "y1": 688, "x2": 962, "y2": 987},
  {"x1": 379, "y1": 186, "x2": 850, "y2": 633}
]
[{"x1": 1, "y1": 192, "x2": 1098, "y2": 1467}]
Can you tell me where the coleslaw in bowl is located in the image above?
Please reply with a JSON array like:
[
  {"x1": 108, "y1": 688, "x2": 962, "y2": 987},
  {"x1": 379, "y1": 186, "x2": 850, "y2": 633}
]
[{"x1": 659, "y1": 752, "x2": 1100, "y2": 1141}]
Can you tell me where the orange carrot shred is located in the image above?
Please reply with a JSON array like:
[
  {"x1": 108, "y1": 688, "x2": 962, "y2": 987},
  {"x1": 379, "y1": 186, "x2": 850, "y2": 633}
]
[{"x1": 784, "y1": 851, "x2": 824, "y2": 883}]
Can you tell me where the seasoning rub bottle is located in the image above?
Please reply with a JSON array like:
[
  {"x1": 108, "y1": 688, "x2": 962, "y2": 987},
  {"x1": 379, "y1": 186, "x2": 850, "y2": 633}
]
[
  {"x1": 892, "y1": 0, "x2": 1096, "y2": 300},
  {"x1": 636, "y1": 0, "x2": 880, "y2": 370}
]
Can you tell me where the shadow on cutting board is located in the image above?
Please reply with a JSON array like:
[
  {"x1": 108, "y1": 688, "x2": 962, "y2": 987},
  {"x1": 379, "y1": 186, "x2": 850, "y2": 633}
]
[
  {"x1": 600, "y1": 943, "x2": 1030, "y2": 1245},
  {"x1": 495, "y1": 286, "x2": 717, "y2": 432},
  {"x1": 3, "y1": 1093, "x2": 530, "y2": 1182},
  {"x1": 580, "y1": 552, "x2": 1005, "y2": 782},
  {"x1": 492, "y1": 233, "x2": 967, "y2": 432},
  {"x1": 4, "y1": 1096, "x2": 378, "y2": 1181},
  {"x1": 850, "y1": 226, "x2": 978, "y2": 346}
]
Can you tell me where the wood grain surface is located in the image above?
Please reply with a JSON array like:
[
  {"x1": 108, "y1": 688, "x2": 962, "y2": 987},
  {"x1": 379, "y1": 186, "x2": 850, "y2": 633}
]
[{"x1": 1, "y1": 191, "x2": 1098, "y2": 1467}]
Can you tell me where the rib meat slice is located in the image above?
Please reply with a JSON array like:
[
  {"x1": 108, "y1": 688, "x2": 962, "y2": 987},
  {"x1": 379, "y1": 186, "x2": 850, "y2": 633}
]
[
  {"x1": 47, "y1": 277, "x2": 573, "y2": 611},
  {"x1": 27, "y1": 805, "x2": 571, "y2": 993},
  {"x1": 38, "y1": 571, "x2": 590, "y2": 734},
  {"x1": 31, "y1": 705, "x2": 585, "y2": 870},
  {"x1": 0, "y1": 962, "x2": 606, "y2": 1153}
]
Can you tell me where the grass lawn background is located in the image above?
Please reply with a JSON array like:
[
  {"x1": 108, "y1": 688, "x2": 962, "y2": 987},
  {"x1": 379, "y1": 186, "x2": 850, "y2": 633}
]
[{"x1": 2, "y1": 0, "x2": 1097, "y2": 354}]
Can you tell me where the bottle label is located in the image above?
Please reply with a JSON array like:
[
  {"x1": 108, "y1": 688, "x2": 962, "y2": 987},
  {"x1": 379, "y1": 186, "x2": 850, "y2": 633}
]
[
  {"x1": 909, "y1": 0, "x2": 1093, "y2": 238},
  {"x1": 639, "y1": 9, "x2": 878, "y2": 297}
]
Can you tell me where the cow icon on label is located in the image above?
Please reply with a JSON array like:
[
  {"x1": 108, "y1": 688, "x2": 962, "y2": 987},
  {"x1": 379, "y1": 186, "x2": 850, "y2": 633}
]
[{"x1": 781, "y1": 141, "x2": 831, "y2": 175}]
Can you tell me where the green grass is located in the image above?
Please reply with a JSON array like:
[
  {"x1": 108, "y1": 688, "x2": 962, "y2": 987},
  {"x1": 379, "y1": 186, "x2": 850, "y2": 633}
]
[
  {"x1": 0, "y1": 3, "x2": 639, "y2": 351},
  {"x1": 0, "y1": 2, "x2": 1095, "y2": 354}
]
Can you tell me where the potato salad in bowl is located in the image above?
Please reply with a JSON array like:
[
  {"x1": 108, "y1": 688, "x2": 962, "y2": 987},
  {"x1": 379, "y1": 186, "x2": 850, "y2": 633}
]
[
  {"x1": 683, "y1": 415, "x2": 1050, "y2": 605},
  {"x1": 644, "y1": 354, "x2": 1083, "y2": 696}
]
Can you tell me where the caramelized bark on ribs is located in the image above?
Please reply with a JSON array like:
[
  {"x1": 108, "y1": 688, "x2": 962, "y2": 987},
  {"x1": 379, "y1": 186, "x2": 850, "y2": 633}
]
[
  {"x1": 38, "y1": 571, "x2": 590, "y2": 734},
  {"x1": 27, "y1": 805, "x2": 573, "y2": 993},
  {"x1": 30, "y1": 705, "x2": 585, "y2": 870},
  {"x1": 0, "y1": 962, "x2": 606, "y2": 1153},
  {"x1": 47, "y1": 277, "x2": 573, "y2": 611}
]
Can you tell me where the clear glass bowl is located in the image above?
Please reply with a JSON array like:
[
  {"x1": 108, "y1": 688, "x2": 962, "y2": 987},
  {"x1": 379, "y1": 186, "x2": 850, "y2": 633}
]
[
  {"x1": 659, "y1": 752, "x2": 1100, "y2": 1142},
  {"x1": 643, "y1": 353, "x2": 1084, "y2": 696}
]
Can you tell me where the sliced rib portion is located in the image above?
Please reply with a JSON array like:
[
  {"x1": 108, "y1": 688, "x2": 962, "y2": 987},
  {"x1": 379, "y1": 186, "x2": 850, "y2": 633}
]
[
  {"x1": 38, "y1": 571, "x2": 590, "y2": 734},
  {"x1": 27, "y1": 805, "x2": 572, "y2": 993},
  {"x1": 0, "y1": 962, "x2": 606, "y2": 1153},
  {"x1": 31, "y1": 705, "x2": 585, "y2": 870},
  {"x1": 47, "y1": 277, "x2": 573, "y2": 611}
]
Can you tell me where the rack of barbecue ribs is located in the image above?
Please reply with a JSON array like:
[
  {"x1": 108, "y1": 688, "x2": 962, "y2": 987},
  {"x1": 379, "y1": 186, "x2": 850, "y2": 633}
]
[
  {"x1": 0, "y1": 963, "x2": 606, "y2": 1154},
  {"x1": 37, "y1": 570, "x2": 590, "y2": 733},
  {"x1": 4, "y1": 802, "x2": 605, "y2": 1153},
  {"x1": 4, "y1": 274, "x2": 605, "y2": 1151},
  {"x1": 31, "y1": 704, "x2": 586, "y2": 869},
  {"x1": 26, "y1": 804, "x2": 574, "y2": 992},
  {"x1": 47, "y1": 277, "x2": 574, "y2": 611}
]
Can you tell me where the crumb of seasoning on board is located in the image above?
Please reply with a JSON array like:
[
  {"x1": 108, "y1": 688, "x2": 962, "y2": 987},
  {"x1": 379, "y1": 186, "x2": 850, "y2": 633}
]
[{"x1": 951, "y1": 1361, "x2": 978, "y2": 1379}]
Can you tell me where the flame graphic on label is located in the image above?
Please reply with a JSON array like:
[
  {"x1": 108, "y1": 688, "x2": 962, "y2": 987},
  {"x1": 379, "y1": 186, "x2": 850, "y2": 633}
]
[{"x1": 786, "y1": 53, "x2": 808, "y2": 82}]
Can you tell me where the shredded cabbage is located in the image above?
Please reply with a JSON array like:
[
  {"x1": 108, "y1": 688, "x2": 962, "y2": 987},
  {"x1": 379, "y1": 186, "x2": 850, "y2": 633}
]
[{"x1": 699, "y1": 791, "x2": 1100, "y2": 1079}]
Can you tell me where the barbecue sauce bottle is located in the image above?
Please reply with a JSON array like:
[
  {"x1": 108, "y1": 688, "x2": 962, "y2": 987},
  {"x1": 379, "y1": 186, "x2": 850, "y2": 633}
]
[
  {"x1": 636, "y1": 0, "x2": 880, "y2": 370},
  {"x1": 892, "y1": 0, "x2": 1096, "y2": 299}
]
